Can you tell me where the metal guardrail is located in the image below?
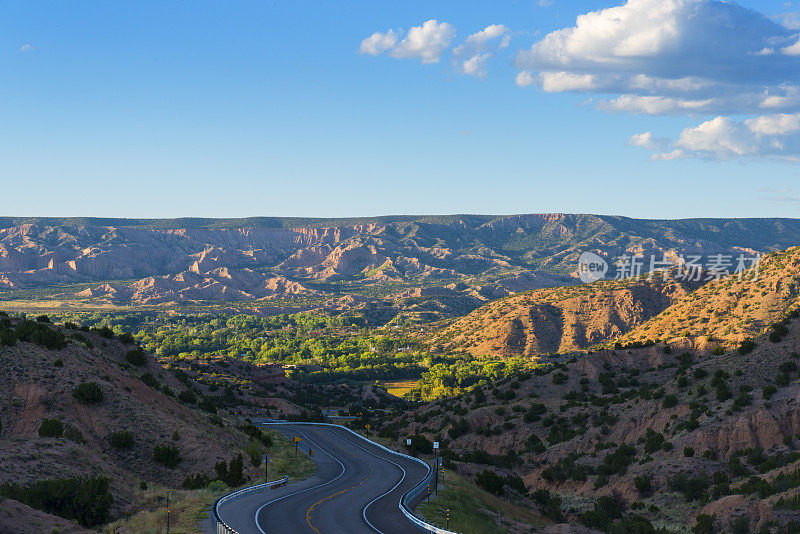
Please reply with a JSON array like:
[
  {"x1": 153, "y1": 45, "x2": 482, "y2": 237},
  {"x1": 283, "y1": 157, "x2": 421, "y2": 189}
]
[
  {"x1": 261, "y1": 420, "x2": 459, "y2": 534},
  {"x1": 213, "y1": 475, "x2": 289, "y2": 534}
]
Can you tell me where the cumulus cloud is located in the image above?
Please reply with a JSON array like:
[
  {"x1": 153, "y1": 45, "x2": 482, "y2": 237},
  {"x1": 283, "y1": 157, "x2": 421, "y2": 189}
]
[
  {"x1": 358, "y1": 30, "x2": 398, "y2": 56},
  {"x1": 19, "y1": 44, "x2": 35, "y2": 52},
  {"x1": 452, "y1": 24, "x2": 510, "y2": 77},
  {"x1": 628, "y1": 132, "x2": 670, "y2": 151},
  {"x1": 359, "y1": 20, "x2": 455, "y2": 64},
  {"x1": 630, "y1": 113, "x2": 800, "y2": 161},
  {"x1": 515, "y1": 0, "x2": 800, "y2": 115}
]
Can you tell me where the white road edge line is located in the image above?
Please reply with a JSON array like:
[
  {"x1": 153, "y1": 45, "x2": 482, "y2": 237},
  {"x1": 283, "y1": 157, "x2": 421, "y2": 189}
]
[{"x1": 253, "y1": 427, "x2": 346, "y2": 534}]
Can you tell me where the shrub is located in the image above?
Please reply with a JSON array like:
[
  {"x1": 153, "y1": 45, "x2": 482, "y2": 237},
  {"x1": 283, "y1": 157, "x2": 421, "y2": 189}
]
[
  {"x1": 15, "y1": 320, "x2": 67, "y2": 350},
  {"x1": 408, "y1": 434, "x2": 433, "y2": 455},
  {"x1": 140, "y1": 373, "x2": 159, "y2": 388},
  {"x1": 475, "y1": 469, "x2": 507, "y2": 496},
  {"x1": 668, "y1": 472, "x2": 710, "y2": 501},
  {"x1": 153, "y1": 444, "x2": 181, "y2": 468},
  {"x1": 177, "y1": 389, "x2": 197, "y2": 404},
  {"x1": 240, "y1": 423, "x2": 273, "y2": 447},
  {"x1": 36, "y1": 315, "x2": 51, "y2": 323},
  {"x1": 182, "y1": 472, "x2": 211, "y2": 490},
  {"x1": 0, "y1": 476, "x2": 112, "y2": 527},
  {"x1": 693, "y1": 514, "x2": 716, "y2": 534},
  {"x1": 579, "y1": 494, "x2": 625, "y2": 531},
  {"x1": 532, "y1": 489, "x2": 564, "y2": 521},
  {"x1": 93, "y1": 326, "x2": 114, "y2": 339},
  {"x1": 684, "y1": 447, "x2": 695, "y2": 457},
  {"x1": 763, "y1": 385, "x2": 777, "y2": 400},
  {"x1": 110, "y1": 431, "x2": 134, "y2": 449},
  {"x1": 634, "y1": 475, "x2": 652, "y2": 495},
  {"x1": 64, "y1": 424, "x2": 84, "y2": 444},
  {"x1": 543, "y1": 453, "x2": 592, "y2": 482},
  {"x1": 73, "y1": 382, "x2": 104, "y2": 404},
  {"x1": 552, "y1": 372, "x2": 567, "y2": 385},
  {"x1": 53, "y1": 358, "x2": 64, "y2": 367},
  {"x1": 125, "y1": 349, "x2": 147, "y2": 366},
  {"x1": 214, "y1": 454, "x2": 245, "y2": 486},
  {"x1": 738, "y1": 339, "x2": 756, "y2": 355},
  {"x1": 200, "y1": 396, "x2": 217, "y2": 414},
  {"x1": 643, "y1": 428, "x2": 666, "y2": 454},
  {"x1": 118, "y1": 332, "x2": 135, "y2": 344},
  {"x1": 662, "y1": 395, "x2": 678, "y2": 408},
  {"x1": 244, "y1": 441, "x2": 263, "y2": 467},
  {"x1": 731, "y1": 392, "x2": 752, "y2": 412},
  {"x1": 38, "y1": 418, "x2": 63, "y2": 438},
  {"x1": 729, "y1": 516, "x2": 749, "y2": 534}
]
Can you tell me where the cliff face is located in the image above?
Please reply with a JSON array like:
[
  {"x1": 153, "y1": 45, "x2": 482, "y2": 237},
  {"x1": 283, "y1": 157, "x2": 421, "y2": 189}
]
[{"x1": 2, "y1": 215, "x2": 799, "y2": 305}]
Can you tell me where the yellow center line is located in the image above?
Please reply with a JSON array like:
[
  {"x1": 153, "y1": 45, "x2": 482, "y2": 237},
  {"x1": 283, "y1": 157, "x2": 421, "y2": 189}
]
[
  {"x1": 304, "y1": 430, "x2": 376, "y2": 533},
  {"x1": 312, "y1": 429, "x2": 357, "y2": 459}
]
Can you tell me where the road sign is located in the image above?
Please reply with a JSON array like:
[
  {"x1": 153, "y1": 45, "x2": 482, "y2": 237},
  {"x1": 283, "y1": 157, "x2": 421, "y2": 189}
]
[
  {"x1": 365, "y1": 424, "x2": 370, "y2": 429},
  {"x1": 294, "y1": 436, "x2": 302, "y2": 443},
  {"x1": 406, "y1": 438, "x2": 412, "y2": 446},
  {"x1": 433, "y1": 442, "x2": 439, "y2": 449}
]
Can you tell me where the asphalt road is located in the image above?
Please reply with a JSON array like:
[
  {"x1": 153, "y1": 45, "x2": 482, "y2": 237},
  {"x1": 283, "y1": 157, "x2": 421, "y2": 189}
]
[
  {"x1": 211, "y1": 423, "x2": 433, "y2": 534},
  {"x1": 257, "y1": 424, "x2": 432, "y2": 534}
]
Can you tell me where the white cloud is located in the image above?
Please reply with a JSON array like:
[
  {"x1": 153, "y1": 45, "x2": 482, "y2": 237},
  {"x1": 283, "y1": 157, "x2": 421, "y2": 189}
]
[
  {"x1": 452, "y1": 24, "x2": 510, "y2": 77},
  {"x1": 745, "y1": 113, "x2": 800, "y2": 135},
  {"x1": 461, "y1": 53, "x2": 491, "y2": 77},
  {"x1": 782, "y1": 37, "x2": 800, "y2": 56},
  {"x1": 390, "y1": 20, "x2": 455, "y2": 64},
  {"x1": 514, "y1": 0, "x2": 800, "y2": 115},
  {"x1": 540, "y1": 72, "x2": 597, "y2": 92},
  {"x1": 515, "y1": 71, "x2": 536, "y2": 87},
  {"x1": 777, "y1": 12, "x2": 800, "y2": 30},
  {"x1": 631, "y1": 113, "x2": 800, "y2": 161},
  {"x1": 628, "y1": 132, "x2": 669, "y2": 151},
  {"x1": 19, "y1": 44, "x2": 35, "y2": 52},
  {"x1": 359, "y1": 20, "x2": 454, "y2": 64},
  {"x1": 359, "y1": 30, "x2": 397, "y2": 56}
]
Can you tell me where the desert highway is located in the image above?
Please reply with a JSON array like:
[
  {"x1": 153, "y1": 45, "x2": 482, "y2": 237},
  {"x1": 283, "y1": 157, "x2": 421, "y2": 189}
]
[{"x1": 214, "y1": 422, "x2": 434, "y2": 534}]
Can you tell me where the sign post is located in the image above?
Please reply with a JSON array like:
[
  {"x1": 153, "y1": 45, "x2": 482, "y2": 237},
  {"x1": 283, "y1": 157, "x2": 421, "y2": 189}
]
[
  {"x1": 264, "y1": 453, "x2": 269, "y2": 484},
  {"x1": 294, "y1": 436, "x2": 301, "y2": 457},
  {"x1": 433, "y1": 441, "x2": 439, "y2": 494}
]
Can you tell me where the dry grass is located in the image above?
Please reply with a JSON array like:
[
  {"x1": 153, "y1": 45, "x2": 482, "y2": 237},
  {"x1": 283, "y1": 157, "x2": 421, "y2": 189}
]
[
  {"x1": 416, "y1": 471, "x2": 546, "y2": 534},
  {"x1": 102, "y1": 485, "x2": 221, "y2": 534},
  {"x1": 379, "y1": 379, "x2": 418, "y2": 398},
  {"x1": 103, "y1": 429, "x2": 317, "y2": 533}
]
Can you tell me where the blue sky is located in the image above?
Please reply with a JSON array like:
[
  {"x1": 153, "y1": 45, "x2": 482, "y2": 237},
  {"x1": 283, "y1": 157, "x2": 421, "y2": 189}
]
[{"x1": 2, "y1": 0, "x2": 800, "y2": 219}]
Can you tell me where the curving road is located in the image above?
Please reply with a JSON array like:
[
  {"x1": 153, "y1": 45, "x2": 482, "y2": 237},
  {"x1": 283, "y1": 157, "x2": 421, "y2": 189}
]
[{"x1": 213, "y1": 422, "x2": 433, "y2": 534}]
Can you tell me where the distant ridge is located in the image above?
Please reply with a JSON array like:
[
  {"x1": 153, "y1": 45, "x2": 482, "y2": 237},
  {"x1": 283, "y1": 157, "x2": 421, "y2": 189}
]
[{"x1": 1, "y1": 213, "x2": 799, "y2": 231}]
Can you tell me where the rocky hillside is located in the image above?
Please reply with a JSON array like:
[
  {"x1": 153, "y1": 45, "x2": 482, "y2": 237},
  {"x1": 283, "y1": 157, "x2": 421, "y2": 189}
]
[
  {"x1": 0, "y1": 315, "x2": 252, "y2": 526},
  {"x1": 2, "y1": 215, "x2": 799, "y2": 307},
  {"x1": 433, "y1": 275, "x2": 705, "y2": 358},
  {"x1": 388, "y1": 305, "x2": 800, "y2": 532},
  {"x1": 617, "y1": 246, "x2": 800, "y2": 351}
]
